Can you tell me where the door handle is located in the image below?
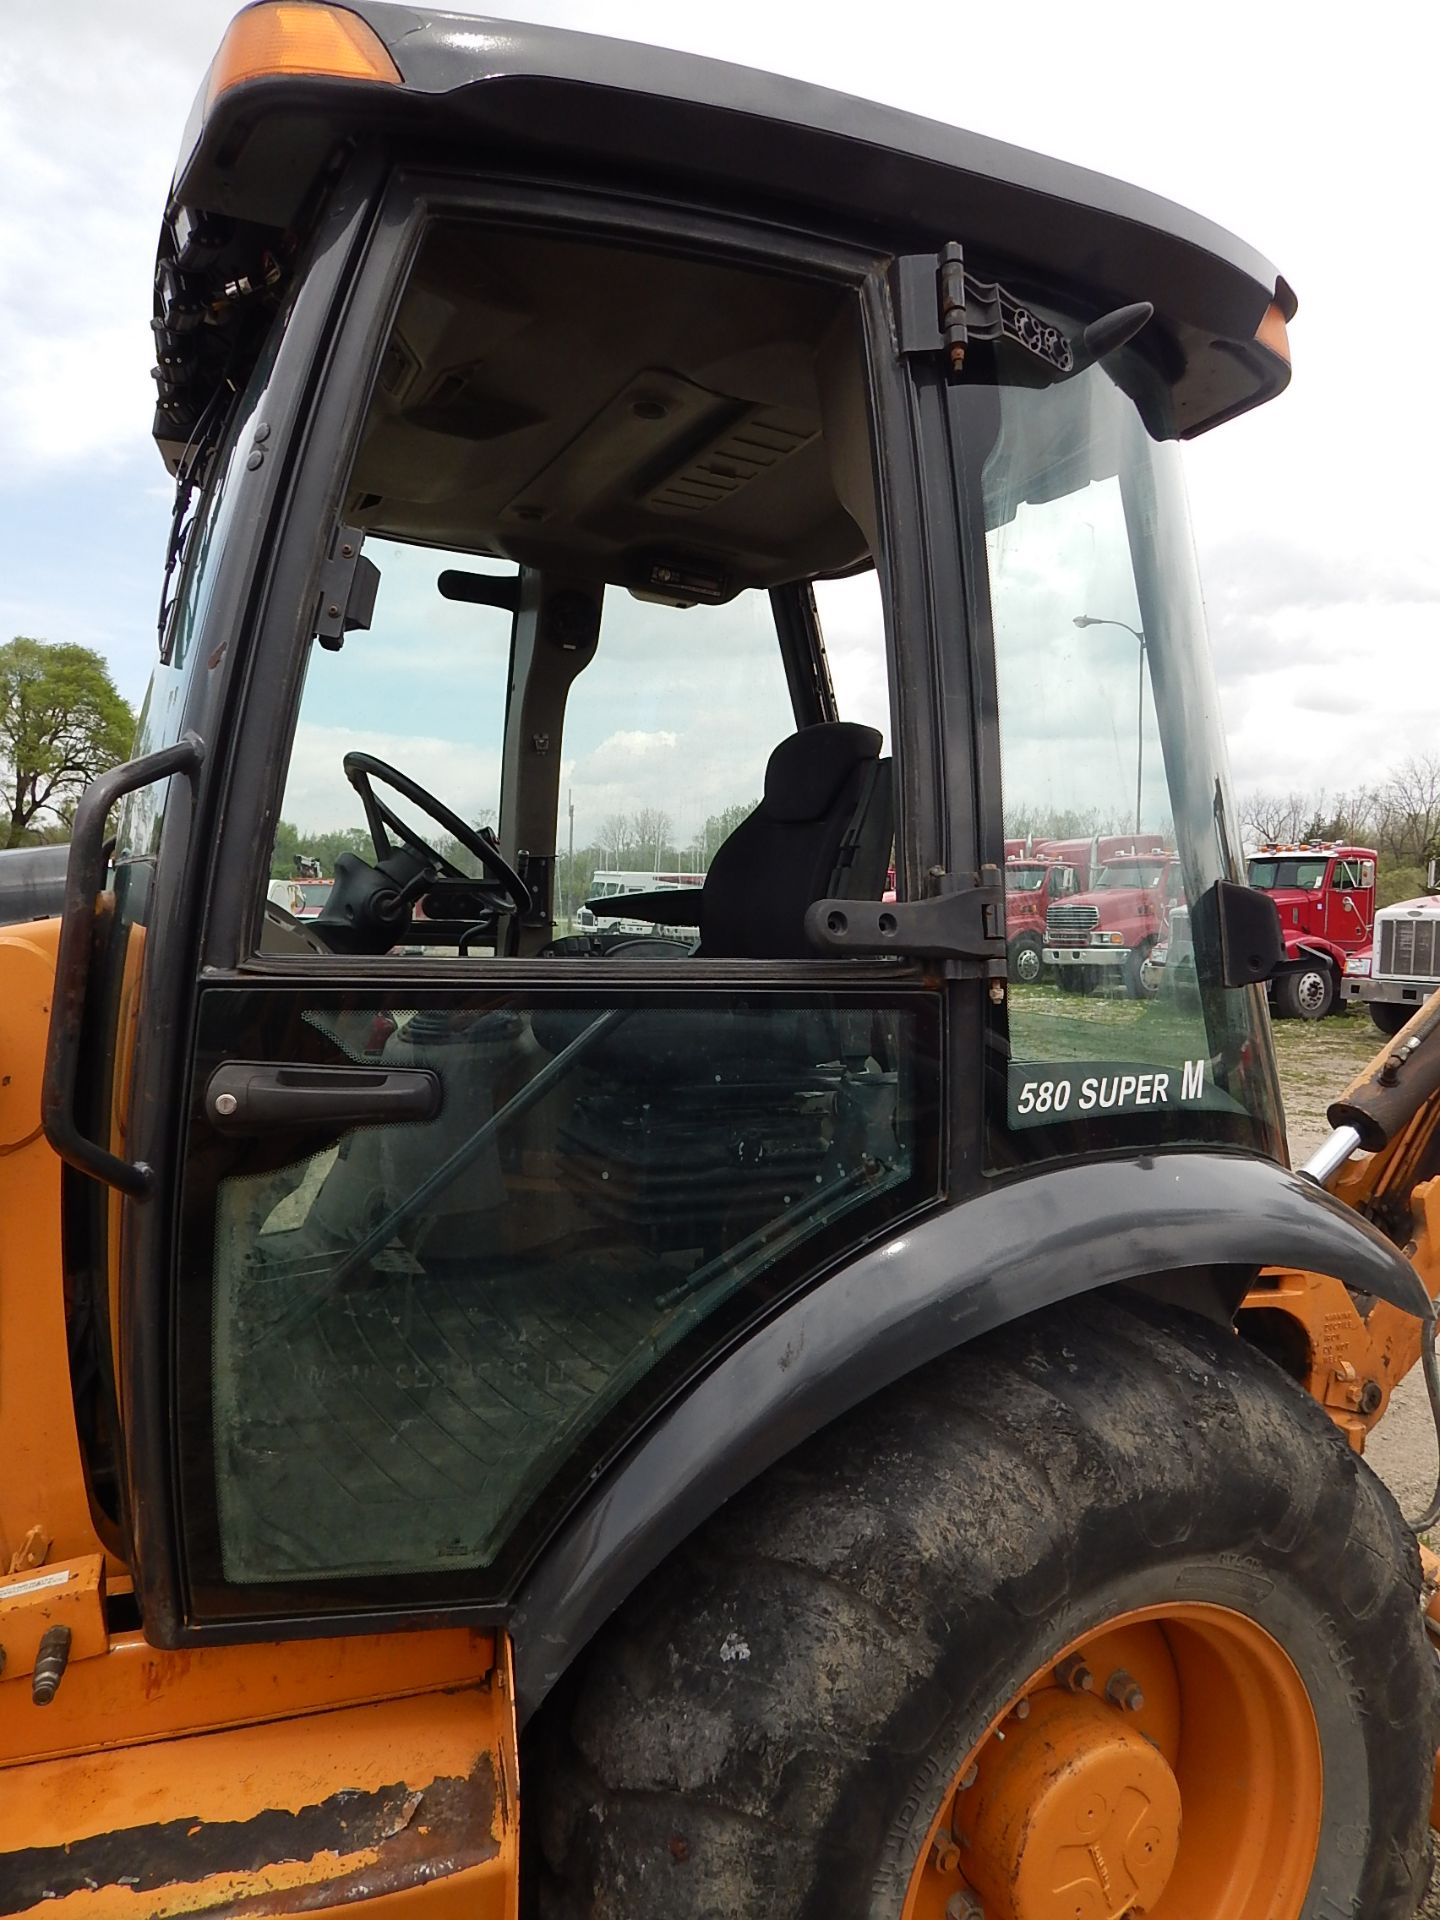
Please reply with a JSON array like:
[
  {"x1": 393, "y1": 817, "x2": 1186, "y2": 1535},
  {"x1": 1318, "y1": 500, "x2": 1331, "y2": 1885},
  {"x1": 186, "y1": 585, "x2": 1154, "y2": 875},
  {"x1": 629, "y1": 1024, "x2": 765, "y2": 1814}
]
[{"x1": 205, "y1": 1061, "x2": 441, "y2": 1133}]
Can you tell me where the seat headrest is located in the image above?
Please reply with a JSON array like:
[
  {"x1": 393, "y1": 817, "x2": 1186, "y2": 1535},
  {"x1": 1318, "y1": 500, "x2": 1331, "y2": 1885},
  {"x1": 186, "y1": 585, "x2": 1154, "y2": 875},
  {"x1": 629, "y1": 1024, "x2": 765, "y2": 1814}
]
[{"x1": 762, "y1": 722, "x2": 883, "y2": 823}]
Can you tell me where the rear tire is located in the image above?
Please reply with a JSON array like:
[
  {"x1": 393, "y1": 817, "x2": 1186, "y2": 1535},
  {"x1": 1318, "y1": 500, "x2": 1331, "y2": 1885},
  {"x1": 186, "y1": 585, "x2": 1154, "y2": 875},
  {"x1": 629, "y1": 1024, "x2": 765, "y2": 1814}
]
[
  {"x1": 1370, "y1": 1001, "x2": 1413, "y2": 1037},
  {"x1": 1275, "y1": 962, "x2": 1336, "y2": 1020},
  {"x1": 532, "y1": 1298, "x2": 1436, "y2": 1920}
]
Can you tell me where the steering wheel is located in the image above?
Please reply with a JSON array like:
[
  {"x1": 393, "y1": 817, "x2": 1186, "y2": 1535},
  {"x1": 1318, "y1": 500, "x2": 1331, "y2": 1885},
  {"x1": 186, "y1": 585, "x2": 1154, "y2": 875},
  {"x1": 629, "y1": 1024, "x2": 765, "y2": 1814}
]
[{"x1": 343, "y1": 752, "x2": 532, "y2": 920}]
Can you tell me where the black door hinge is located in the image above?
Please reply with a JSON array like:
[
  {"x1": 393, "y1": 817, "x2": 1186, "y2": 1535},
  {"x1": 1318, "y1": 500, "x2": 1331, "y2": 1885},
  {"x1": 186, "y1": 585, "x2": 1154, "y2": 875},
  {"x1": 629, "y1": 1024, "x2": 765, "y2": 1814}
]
[
  {"x1": 314, "y1": 525, "x2": 380, "y2": 651},
  {"x1": 805, "y1": 867, "x2": 1006, "y2": 973},
  {"x1": 894, "y1": 243, "x2": 1074, "y2": 376}
]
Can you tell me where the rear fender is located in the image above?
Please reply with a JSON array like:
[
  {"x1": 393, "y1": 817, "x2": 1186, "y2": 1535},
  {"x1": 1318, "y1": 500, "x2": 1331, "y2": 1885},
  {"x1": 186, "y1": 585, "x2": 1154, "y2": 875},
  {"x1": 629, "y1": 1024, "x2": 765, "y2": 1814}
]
[{"x1": 511, "y1": 1149, "x2": 1427, "y2": 1722}]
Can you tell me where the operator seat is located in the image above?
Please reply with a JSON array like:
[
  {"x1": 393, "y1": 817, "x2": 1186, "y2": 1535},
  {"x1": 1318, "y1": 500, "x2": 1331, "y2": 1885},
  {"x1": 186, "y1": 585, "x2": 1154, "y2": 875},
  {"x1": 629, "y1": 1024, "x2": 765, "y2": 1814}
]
[
  {"x1": 549, "y1": 721, "x2": 896, "y2": 1253},
  {"x1": 698, "y1": 720, "x2": 892, "y2": 957}
]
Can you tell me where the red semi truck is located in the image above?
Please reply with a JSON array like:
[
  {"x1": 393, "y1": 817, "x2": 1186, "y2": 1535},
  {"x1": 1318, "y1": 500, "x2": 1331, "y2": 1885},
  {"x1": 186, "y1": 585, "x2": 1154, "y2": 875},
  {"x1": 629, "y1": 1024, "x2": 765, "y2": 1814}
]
[
  {"x1": 1109, "y1": 840, "x2": 1376, "y2": 1018},
  {"x1": 1245, "y1": 842, "x2": 1375, "y2": 1019},
  {"x1": 1005, "y1": 834, "x2": 1164, "y2": 984},
  {"x1": 1043, "y1": 849, "x2": 1182, "y2": 998}
]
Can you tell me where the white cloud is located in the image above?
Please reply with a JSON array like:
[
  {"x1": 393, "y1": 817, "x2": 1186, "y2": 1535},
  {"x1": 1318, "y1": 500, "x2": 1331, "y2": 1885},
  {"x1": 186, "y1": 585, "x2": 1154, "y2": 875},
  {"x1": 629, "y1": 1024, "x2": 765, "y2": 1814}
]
[
  {"x1": 279, "y1": 722, "x2": 503, "y2": 840},
  {"x1": 585, "y1": 728, "x2": 679, "y2": 762},
  {"x1": 10, "y1": 0, "x2": 1440, "y2": 812}
]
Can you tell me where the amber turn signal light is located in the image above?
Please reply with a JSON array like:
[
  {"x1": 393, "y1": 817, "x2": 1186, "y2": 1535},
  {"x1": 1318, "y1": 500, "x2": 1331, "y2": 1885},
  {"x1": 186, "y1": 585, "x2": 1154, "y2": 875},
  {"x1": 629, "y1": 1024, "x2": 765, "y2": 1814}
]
[
  {"x1": 1254, "y1": 301, "x2": 1291, "y2": 367},
  {"x1": 206, "y1": 2, "x2": 403, "y2": 112}
]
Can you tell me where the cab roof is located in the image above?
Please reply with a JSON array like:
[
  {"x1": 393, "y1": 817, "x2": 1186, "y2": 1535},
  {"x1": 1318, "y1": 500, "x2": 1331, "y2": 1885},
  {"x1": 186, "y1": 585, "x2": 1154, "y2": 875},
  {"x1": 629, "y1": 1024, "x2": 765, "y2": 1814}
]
[{"x1": 156, "y1": 2, "x2": 1294, "y2": 460}]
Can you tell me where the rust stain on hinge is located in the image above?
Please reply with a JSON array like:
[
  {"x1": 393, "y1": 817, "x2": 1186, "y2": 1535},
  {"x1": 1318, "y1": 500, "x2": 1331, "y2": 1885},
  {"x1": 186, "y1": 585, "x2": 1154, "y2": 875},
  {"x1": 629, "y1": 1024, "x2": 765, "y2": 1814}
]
[{"x1": 1, "y1": 1763, "x2": 498, "y2": 1916}]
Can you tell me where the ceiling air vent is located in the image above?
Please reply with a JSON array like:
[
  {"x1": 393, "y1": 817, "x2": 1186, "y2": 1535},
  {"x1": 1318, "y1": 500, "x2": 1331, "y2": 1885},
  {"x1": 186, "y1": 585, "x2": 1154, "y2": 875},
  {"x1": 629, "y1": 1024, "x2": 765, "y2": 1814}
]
[{"x1": 645, "y1": 408, "x2": 817, "y2": 515}]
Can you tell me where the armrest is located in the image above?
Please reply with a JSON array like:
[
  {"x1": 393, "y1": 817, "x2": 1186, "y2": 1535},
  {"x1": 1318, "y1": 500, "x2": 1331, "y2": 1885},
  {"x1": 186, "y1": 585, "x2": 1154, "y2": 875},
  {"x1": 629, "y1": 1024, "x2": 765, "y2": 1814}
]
[{"x1": 585, "y1": 889, "x2": 702, "y2": 925}]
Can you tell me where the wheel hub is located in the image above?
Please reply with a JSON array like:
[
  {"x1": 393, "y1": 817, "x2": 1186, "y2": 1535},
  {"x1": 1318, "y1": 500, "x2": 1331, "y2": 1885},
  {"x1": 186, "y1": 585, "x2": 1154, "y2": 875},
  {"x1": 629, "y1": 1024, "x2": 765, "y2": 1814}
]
[
  {"x1": 952, "y1": 1689, "x2": 1181, "y2": 1920},
  {"x1": 1298, "y1": 970, "x2": 1326, "y2": 1011}
]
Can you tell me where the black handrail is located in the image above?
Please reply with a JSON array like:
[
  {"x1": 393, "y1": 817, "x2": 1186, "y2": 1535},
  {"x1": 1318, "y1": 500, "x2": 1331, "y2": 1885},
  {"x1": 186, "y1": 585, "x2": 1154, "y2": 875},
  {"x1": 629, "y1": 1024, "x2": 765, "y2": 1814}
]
[{"x1": 42, "y1": 735, "x2": 204, "y2": 1197}]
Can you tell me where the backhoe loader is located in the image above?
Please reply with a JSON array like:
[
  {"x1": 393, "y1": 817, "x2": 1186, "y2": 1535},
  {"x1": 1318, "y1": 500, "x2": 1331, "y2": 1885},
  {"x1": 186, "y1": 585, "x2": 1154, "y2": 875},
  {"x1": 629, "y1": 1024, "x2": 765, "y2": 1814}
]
[{"x1": 5, "y1": 5, "x2": 1440, "y2": 1916}]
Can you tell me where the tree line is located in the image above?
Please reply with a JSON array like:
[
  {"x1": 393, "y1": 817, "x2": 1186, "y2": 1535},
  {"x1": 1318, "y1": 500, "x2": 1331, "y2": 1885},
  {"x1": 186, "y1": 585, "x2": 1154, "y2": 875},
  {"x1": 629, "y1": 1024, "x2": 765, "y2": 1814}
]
[
  {"x1": 272, "y1": 801, "x2": 761, "y2": 919},
  {"x1": 1237, "y1": 756, "x2": 1440, "y2": 906},
  {"x1": 26, "y1": 619, "x2": 1429, "y2": 923}
]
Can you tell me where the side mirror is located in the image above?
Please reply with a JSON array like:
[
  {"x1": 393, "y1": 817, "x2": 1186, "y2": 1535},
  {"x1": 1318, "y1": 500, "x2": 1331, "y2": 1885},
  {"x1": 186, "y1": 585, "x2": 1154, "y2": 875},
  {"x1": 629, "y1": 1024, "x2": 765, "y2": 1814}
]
[
  {"x1": 1191, "y1": 879, "x2": 1285, "y2": 989},
  {"x1": 1429, "y1": 857, "x2": 1440, "y2": 895}
]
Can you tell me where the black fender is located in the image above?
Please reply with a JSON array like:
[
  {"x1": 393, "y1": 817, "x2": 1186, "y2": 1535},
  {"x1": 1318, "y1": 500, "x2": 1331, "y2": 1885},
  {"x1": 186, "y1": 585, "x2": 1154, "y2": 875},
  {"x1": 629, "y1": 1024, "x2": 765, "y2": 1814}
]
[{"x1": 511, "y1": 1148, "x2": 1427, "y2": 1722}]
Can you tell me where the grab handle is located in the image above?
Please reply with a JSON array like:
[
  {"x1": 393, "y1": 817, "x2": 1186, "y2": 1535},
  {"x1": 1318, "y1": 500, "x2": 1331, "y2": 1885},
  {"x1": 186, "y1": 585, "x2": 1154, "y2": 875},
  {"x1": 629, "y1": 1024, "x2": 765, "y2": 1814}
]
[{"x1": 42, "y1": 735, "x2": 205, "y2": 1197}]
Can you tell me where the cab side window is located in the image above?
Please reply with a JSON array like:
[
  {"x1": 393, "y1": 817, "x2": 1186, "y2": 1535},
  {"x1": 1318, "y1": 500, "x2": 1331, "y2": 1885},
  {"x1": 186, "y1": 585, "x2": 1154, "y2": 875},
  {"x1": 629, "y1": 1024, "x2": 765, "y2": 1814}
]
[
  {"x1": 266, "y1": 539, "x2": 513, "y2": 935},
  {"x1": 558, "y1": 591, "x2": 793, "y2": 936}
]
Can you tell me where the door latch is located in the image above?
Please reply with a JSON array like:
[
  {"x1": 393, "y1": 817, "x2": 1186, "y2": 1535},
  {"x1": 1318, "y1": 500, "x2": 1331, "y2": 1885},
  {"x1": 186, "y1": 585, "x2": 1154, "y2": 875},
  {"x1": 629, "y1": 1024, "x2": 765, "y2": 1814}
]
[{"x1": 314, "y1": 525, "x2": 380, "y2": 652}]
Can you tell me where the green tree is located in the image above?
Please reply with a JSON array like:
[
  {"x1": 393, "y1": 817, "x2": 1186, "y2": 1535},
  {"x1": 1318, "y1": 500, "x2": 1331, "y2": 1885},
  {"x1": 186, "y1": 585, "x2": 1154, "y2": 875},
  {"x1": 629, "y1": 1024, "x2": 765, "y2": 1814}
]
[
  {"x1": 698, "y1": 800, "x2": 759, "y2": 866},
  {"x1": 0, "y1": 637, "x2": 133, "y2": 849}
]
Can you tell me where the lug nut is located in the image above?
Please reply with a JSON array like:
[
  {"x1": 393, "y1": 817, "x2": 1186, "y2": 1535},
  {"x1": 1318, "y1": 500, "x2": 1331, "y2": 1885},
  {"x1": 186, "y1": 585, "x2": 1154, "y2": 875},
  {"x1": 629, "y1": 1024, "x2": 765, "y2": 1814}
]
[
  {"x1": 946, "y1": 1890, "x2": 983, "y2": 1920},
  {"x1": 957, "y1": 1761, "x2": 979, "y2": 1791},
  {"x1": 1010, "y1": 1696, "x2": 1031, "y2": 1720},
  {"x1": 31, "y1": 1624, "x2": 71, "y2": 1706},
  {"x1": 1055, "y1": 1655, "x2": 1094, "y2": 1693},
  {"x1": 932, "y1": 1830, "x2": 962, "y2": 1874},
  {"x1": 1104, "y1": 1669, "x2": 1145, "y2": 1713}
]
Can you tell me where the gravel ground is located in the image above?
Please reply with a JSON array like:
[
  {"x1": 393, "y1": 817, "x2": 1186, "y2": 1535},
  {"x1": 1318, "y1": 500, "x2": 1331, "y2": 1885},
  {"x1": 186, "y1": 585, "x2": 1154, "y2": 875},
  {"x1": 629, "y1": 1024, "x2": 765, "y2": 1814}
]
[{"x1": 1275, "y1": 1008, "x2": 1440, "y2": 1913}]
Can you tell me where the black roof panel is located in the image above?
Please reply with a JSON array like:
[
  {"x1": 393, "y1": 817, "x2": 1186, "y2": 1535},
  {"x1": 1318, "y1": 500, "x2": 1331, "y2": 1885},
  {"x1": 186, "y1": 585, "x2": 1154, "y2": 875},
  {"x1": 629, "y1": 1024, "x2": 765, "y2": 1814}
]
[{"x1": 160, "y1": 2, "x2": 1293, "y2": 455}]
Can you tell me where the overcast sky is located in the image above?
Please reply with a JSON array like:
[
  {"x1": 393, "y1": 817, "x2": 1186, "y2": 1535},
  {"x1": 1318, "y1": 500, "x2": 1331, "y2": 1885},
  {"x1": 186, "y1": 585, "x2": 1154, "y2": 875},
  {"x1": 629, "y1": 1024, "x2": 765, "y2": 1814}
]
[{"x1": 3, "y1": 0, "x2": 1437, "y2": 826}]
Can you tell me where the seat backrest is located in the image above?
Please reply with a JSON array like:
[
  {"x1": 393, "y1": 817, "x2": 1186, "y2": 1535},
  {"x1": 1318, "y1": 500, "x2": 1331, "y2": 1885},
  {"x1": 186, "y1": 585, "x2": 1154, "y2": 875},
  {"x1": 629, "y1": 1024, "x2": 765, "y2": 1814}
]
[{"x1": 699, "y1": 722, "x2": 893, "y2": 959}]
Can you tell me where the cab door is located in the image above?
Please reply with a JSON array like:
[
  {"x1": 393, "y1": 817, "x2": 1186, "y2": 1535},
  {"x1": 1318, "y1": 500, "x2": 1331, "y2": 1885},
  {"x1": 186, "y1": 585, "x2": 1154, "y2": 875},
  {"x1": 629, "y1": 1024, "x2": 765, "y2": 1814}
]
[
  {"x1": 83, "y1": 182, "x2": 950, "y2": 1645},
  {"x1": 1329, "y1": 855, "x2": 1374, "y2": 948}
]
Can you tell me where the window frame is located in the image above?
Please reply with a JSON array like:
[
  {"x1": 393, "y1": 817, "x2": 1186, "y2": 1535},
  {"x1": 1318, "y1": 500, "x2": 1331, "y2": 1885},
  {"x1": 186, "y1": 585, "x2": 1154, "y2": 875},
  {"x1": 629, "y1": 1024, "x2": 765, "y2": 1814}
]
[{"x1": 201, "y1": 171, "x2": 938, "y2": 982}]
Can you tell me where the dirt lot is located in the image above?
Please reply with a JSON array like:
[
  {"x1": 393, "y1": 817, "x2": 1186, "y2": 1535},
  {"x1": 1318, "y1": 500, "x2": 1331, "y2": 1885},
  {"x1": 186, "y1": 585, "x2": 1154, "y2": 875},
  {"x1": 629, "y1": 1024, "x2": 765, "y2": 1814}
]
[
  {"x1": 1275, "y1": 1006, "x2": 1440, "y2": 1912},
  {"x1": 1273, "y1": 1004, "x2": 1380, "y2": 1162}
]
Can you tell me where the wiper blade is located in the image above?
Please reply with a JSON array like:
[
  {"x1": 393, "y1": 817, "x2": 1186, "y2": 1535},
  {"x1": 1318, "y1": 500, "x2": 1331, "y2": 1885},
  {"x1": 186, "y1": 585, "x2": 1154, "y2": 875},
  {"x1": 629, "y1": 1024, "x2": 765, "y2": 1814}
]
[{"x1": 155, "y1": 376, "x2": 231, "y2": 659}]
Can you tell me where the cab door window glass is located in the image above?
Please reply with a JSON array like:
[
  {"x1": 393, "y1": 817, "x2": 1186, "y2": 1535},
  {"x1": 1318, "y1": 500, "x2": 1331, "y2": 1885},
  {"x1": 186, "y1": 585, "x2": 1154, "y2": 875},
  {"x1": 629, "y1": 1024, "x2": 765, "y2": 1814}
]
[
  {"x1": 557, "y1": 590, "x2": 793, "y2": 933},
  {"x1": 192, "y1": 987, "x2": 938, "y2": 1587},
  {"x1": 812, "y1": 571, "x2": 891, "y2": 746},
  {"x1": 267, "y1": 538, "x2": 513, "y2": 916}
]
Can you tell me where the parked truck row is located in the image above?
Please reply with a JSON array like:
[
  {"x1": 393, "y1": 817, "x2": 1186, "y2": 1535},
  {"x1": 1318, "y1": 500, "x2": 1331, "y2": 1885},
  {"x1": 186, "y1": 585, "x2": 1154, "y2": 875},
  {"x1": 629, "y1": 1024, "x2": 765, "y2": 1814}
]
[{"x1": 1007, "y1": 836, "x2": 1383, "y2": 1020}]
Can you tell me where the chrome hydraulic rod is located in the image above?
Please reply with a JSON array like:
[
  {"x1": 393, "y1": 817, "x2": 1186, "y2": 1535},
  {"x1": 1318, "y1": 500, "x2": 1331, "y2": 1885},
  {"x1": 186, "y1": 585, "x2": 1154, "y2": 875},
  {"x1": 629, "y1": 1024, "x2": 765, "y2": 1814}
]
[{"x1": 1296, "y1": 1124, "x2": 1363, "y2": 1190}]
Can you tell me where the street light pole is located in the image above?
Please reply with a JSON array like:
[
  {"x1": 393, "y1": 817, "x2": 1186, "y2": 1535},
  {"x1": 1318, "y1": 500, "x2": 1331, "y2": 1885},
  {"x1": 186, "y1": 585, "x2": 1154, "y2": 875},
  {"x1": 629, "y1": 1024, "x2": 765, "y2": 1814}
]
[{"x1": 1074, "y1": 615, "x2": 1147, "y2": 835}]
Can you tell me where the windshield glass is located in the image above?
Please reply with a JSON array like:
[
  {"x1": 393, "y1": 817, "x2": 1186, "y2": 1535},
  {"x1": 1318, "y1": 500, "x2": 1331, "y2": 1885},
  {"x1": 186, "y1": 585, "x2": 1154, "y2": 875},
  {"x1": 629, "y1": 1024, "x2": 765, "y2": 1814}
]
[
  {"x1": 1248, "y1": 858, "x2": 1326, "y2": 890},
  {"x1": 1006, "y1": 866, "x2": 1047, "y2": 892},
  {"x1": 960, "y1": 350, "x2": 1283, "y2": 1162},
  {"x1": 1092, "y1": 861, "x2": 1165, "y2": 890}
]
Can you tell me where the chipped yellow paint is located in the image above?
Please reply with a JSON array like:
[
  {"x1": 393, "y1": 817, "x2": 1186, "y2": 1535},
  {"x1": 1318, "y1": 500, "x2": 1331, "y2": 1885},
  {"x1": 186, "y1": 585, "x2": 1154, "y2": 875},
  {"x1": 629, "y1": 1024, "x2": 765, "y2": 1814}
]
[{"x1": 3, "y1": 1675, "x2": 518, "y2": 1918}]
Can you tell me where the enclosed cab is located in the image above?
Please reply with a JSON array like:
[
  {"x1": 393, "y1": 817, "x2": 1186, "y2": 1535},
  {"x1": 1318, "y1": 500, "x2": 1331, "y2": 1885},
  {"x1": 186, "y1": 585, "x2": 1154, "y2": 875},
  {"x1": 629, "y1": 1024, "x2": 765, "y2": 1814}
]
[
  {"x1": 1246, "y1": 841, "x2": 1375, "y2": 1019},
  {"x1": 13, "y1": 6, "x2": 1440, "y2": 1915},
  {"x1": 1042, "y1": 850, "x2": 1183, "y2": 997}
]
